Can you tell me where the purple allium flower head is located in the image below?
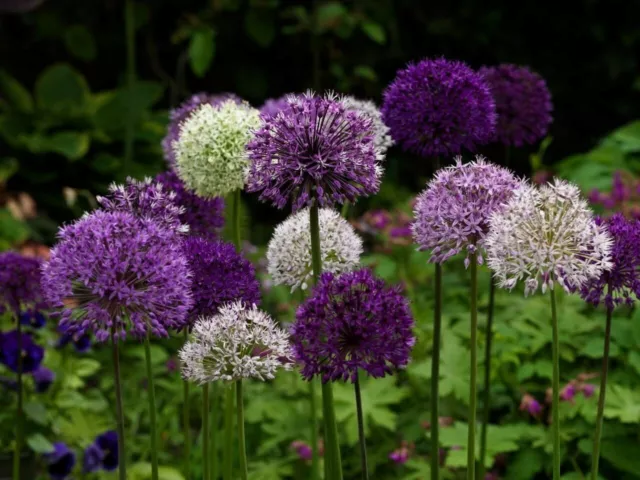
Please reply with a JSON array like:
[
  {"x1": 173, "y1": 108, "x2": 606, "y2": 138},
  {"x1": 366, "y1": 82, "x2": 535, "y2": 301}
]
[
  {"x1": 45, "y1": 442, "x2": 76, "y2": 480},
  {"x1": 162, "y1": 92, "x2": 242, "y2": 167},
  {"x1": 479, "y1": 64, "x2": 553, "y2": 147},
  {"x1": 247, "y1": 91, "x2": 381, "y2": 210},
  {"x1": 260, "y1": 94, "x2": 294, "y2": 118},
  {"x1": 155, "y1": 170, "x2": 225, "y2": 241},
  {"x1": 0, "y1": 252, "x2": 46, "y2": 315},
  {"x1": 0, "y1": 330, "x2": 44, "y2": 373},
  {"x1": 292, "y1": 269, "x2": 415, "y2": 383},
  {"x1": 97, "y1": 177, "x2": 188, "y2": 235},
  {"x1": 580, "y1": 214, "x2": 640, "y2": 309},
  {"x1": 20, "y1": 310, "x2": 46, "y2": 329},
  {"x1": 183, "y1": 237, "x2": 261, "y2": 325},
  {"x1": 412, "y1": 156, "x2": 521, "y2": 266},
  {"x1": 32, "y1": 365, "x2": 55, "y2": 392},
  {"x1": 381, "y1": 58, "x2": 496, "y2": 158},
  {"x1": 42, "y1": 210, "x2": 193, "y2": 342}
]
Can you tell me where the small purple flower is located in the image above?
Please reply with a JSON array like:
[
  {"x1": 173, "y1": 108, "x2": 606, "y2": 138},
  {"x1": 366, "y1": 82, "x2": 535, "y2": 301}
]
[
  {"x1": 0, "y1": 330, "x2": 44, "y2": 373},
  {"x1": 45, "y1": 442, "x2": 76, "y2": 480},
  {"x1": 389, "y1": 445, "x2": 411, "y2": 465},
  {"x1": 582, "y1": 384, "x2": 596, "y2": 398},
  {"x1": 82, "y1": 443, "x2": 103, "y2": 474},
  {"x1": 479, "y1": 64, "x2": 553, "y2": 147},
  {"x1": 381, "y1": 57, "x2": 496, "y2": 158},
  {"x1": 95, "y1": 431, "x2": 118, "y2": 471},
  {"x1": 292, "y1": 269, "x2": 415, "y2": 383},
  {"x1": 247, "y1": 91, "x2": 381, "y2": 210},
  {"x1": 519, "y1": 393, "x2": 542, "y2": 417},
  {"x1": 166, "y1": 357, "x2": 178, "y2": 373},
  {"x1": 56, "y1": 324, "x2": 91, "y2": 353},
  {"x1": 0, "y1": 252, "x2": 46, "y2": 315},
  {"x1": 20, "y1": 310, "x2": 46, "y2": 329},
  {"x1": 560, "y1": 384, "x2": 577, "y2": 403},
  {"x1": 32, "y1": 365, "x2": 55, "y2": 392},
  {"x1": 290, "y1": 440, "x2": 313, "y2": 461}
]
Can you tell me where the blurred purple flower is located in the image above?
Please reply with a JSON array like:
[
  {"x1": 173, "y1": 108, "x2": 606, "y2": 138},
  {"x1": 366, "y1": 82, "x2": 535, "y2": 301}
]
[
  {"x1": 0, "y1": 252, "x2": 46, "y2": 315},
  {"x1": 0, "y1": 330, "x2": 44, "y2": 373},
  {"x1": 582, "y1": 384, "x2": 596, "y2": 398},
  {"x1": 290, "y1": 440, "x2": 313, "y2": 461},
  {"x1": 560, "y1": 384, "x2": 576, "y2": 403},
  {"x1": 32, "y1": 365, "x2": 55, "y2": 392},
  {"x1": 45, "y1": 442, "x2": 76, "y2": 480},
  {"x1": 20, "y1": 310, "x2": 46, "y2": 329}
]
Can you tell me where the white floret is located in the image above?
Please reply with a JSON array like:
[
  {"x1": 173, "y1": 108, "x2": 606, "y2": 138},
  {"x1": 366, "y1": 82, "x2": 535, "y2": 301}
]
[{"x1": 343, "y1": 96, "x2": 394, "y2": 160}]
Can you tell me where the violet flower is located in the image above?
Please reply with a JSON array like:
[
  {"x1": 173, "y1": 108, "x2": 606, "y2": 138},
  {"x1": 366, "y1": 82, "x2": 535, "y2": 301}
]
[
  {"x1": 45, "y1": 442, "x2": 76, "y2": 480},
  {"x1": 32, "y1": 365, "x2": 55, "y2": 392},
  {"x1": 0, "y1": 330, "x2": 44, "y2": 373},
  {"x1": 0, "y1": 252, "x2": 46, "y2": 315}
]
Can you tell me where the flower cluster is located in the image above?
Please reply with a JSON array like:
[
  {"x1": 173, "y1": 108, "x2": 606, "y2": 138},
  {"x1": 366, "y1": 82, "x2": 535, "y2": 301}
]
[
  {"x1": 179, "y1": 301, "x2": 293, "y2": 383},
  {"x1": 267, "y1": 208, "x2": 362, "y2": 291},
  {"x1": 353, "y1": 207, "x2": 414, "y2": 248},
  {"x1": 381, "y1": 58, "x2": 496, "y2": 157},
  {"x1": 174, "y1": 100, "x2": 261, "y2": 198},
  {"x1": 0, "y1": 251, "x2": 46, "y2": 314},
  {"x1": 589, "y1": 171, "x2": 640, "y2": 219},
  {"x1": 260, "y1": 94, "x2": 293, "y2": 118},
  {"x1": 292, "y1": 269, "x2": 415, "y2": 382},
  {"x1": 479, "y1": 64, "x2": 553, "y2": 146},
  {"x1": 413, "y1": 156, "x2": 521, "y2": 266},
  {"x1": 486, "y1": 179, "x2": 612, "y2": 295},
  {"x1": 42, "y1": 210, "x2": 193, "y2": 341},
  {"x1": 342, "y1": 95, "x2": 394, "y2": 159},
  {"x1": 247, "y1": 91, "x2": 381, "y2": 210}
]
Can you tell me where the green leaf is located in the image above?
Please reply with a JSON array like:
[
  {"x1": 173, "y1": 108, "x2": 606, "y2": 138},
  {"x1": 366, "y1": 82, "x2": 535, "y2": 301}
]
[
  {"x1": 94, "y1": 81, "x2": 164, "y2": 133},
  {"x1": 0, "y1": 157, "x2": 19, "y2": 182},
  {"x1": 74, "y1": 358, "x2": 101, "y2": 377},
  {"x1": 361, "y1": 20, "x2": 386, "y2": 44},
  {"x1": 189, "y1": 27, "x2": 215, "y2": 78},
  {"x1": 126, "y1": 344, "x2": 168, "y2": 365},
  {"x1": 603, "y1": 384, "x2": 640, "y2": 423},
  {"x1": 44, "y1": 131, "x2": 90, "y2": 160},
  {"x1": 35, "y1": 63, "x2": 89, "y2": 115},
  {"x1": 504, "y1": 448, "x2": 544, "y2": 479},
  {"x1": 0, "y1": 209, "x2": 29, "y2": 247},
  {"x1": 245, "y1": 10, "x2": 275, "y2": 47},
  {"x1": 26, "y1": 433, "x2": 54, "y2": 454},
  {"x1": 600, "y1": 439, "x2": 640, "y2": 475},
  {"x1": 580, "y1": 337, "x2": 620, "y2": 358},
  {"x1": 629, "y1": 351, "x2": 640, "y2": 376},
  {"x1": 23, "y1": 401, "x2": 48, "y2": 426},
  {"x1": 317, "y1": 2, "x2": 347, "y2": 30},
  {"x1": 64, "y1": 25, "x2": 97, "y2": 61},
  {"x1": 353, "y1": 65, "x2": 377, "y2": 81},
  {"x1": 0, "y1": 70, "x2": 33, "y2": 113},
  {"x1": 129, "y1": 463, "x2": 185, "y2": 480}
]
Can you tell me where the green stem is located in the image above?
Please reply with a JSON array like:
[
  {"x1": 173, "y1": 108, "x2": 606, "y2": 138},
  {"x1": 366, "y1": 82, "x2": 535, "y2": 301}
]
[
  {"x1": 478, "y1": 280, "x2": 496, "y2": 479},
  {"x1": 309, "y1": 379, "x2": 320, "y2": 480},
  {"x1": 431, "y1": 263, "x2": 442, "y2": 480},
  {"x1": 112, "y1": 327, "x2": 127, "y2": 480},
  {"x1": 203, "y1": 384, "x2": 210, "y2": 480},
  {"x1": 354, "y1": 372, "x2": 369, "y2": 480},
  {"x1": 212, "y1": 383, "x2": 219, "y2": 480},
  {"x1": 144, "y1": 332, "x2": 159, "y2": 480},
  {"x1": 123, "y1": 0, "x2": 135, "y2": 177},
  {"x1": 183, "y1": 330, "x2": 191, "y2": 480},
  {"x1": 550, "y1": 287, "x2": 561, "y2": 480},
  {"x1": 13, "y1": 311, "x2": 23, "y2": 480},
  {"x1": 223, "y1": 385, "x2": 234, "y2": 480},
  {"x1": 467, "y1": 254, "x2": 478, "y2": 480},
  {"x1": 237, "y1": 380, "x2": 248, "y2": 480},
  {"x1": 341, "y1": 202, "x2": 350, "y2": 218},
  {"x1": 231, "y1": 189, "x2": 242, "y2": 250},
  {"x1": 591, "y1": 283, "x2": 613, "y2": 480}
]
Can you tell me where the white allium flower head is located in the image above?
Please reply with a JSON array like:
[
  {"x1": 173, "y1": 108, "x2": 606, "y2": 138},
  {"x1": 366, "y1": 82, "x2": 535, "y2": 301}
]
[
  {"x1": 343, "y1": 95, "x2": 394, "y2": 160},
  {"x1": 267, "y1": 208, "x2": 363, "y2": 291},
  {"x1": 179, "y1": 301, "x2": 293, "y2": 383},
  {"x1": 486, "y1": 178, "x2": 613, "y2": 296},
  {"x1": 174, "y1": 100, "x2": 261, "y2": 198}
]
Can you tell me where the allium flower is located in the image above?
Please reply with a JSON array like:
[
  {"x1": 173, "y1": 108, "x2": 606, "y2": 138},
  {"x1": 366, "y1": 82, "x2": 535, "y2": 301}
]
[
  {"x1": 45, "y1": 442, "x2": 76, "y2": 480},
  {"x1": 381, "y1": 58, "x2": 496, "y2": 157},
  {"x1": 342, "y1": 95, "x2": 394, "y2": 159},
  {"x1": 260, "y1": 94, "x2": 294, "y2": 118},
  {"x1": 0, "y1": 330, "x2": 44, "y2": 373},
  {"x1": 42, "y1": 211, "x2": 193, "y2": 342},
  {"x1": 162, "y1": 92, "x2": 242, "y2": 167},
  {"x1": 580, "y1": 214, "x2": 640, "y2": 309},
  {"x1": 247, "y1": 91, "x2": 381, "y2": 210},
  {"x1": 97, "y1": 177, "x2": 188, "y2": 235},
  {"x1": 292, "y1": 269, "x2": 415, "y2": 382},
  {"x1": 412, "y1": 156, "x2": 521, "y2": 266},
  {"x1": 486, "y1": 179, "x2": 613, "y2": 295},
  {"x1": 155, "y1": 170, "x2": 224, "y2": 240},
  {"x1": 32, "y1": 365, "x2": 55, "y2": 392},
  {"x1": 0, "y1": 252, "x2": 46, "y2": 315},
  {"x1": 479, "y1": 64, "x2": 553, "y2": 147},
  {"x1": 267, "y1": 208, "x2": 363, "y2": 291},
  {"x1": 179, "y1": 301, "x2": 293, "y2": 383},
  {"x1": 183, "y1": 237, "x2": 261, "y2": 322},
  {"x1": 174, "y1": 100, "x2": 261, "y2": 198}
]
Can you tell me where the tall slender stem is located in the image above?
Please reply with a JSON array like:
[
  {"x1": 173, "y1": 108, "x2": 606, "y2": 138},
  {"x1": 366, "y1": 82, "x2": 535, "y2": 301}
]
[
  {"x1": 144, "y1": 332, "x2": 159, "y2": 480},
  {"x1": 13, "y1": 311, "x2": 23, "y2": 480},
  {"x1": 211, "y1": 383, "x2": 219, "y2": 480},
  {"x1": 431, "y1": 263, "x2": 442, "y2": 480},
  {"x1": 354, "y1": 372, "x2": 369, "y2": 480},
  {"x1": 550, "y1": 287, "x2": 561, "y2": 480},
  {"x1": 203, "y1": 384, "x2": 210, "y2": 480},
  {"x1": 311, "y1": 0, "x2": 320, "y2": 91},
  {"x1": 467, "y1": 253, "x2": 478, "y2": 480},
  {"x1": 223, "y1": 385, "x2": 234, "y2": 480},
  {"x1": 591, "y1": 283, "x2": 613, "y2": 480},
  {"x1": 478, "y1": 279, "x2": 496, "y2": 479},
  {"x1": 111, "y1": 328, "x2": 127, "y2": 480},
  {"x1": 308, "y1": 379, "x2": 320, "y2": 480},
  {"x1": 237, "y1": 380, "x2": 248, "y2": 480},
  {"x1": 310, "y1": 203, "x2": 343, "y2": 480},
  {"x1": 231, "y1": 189, "x2": 242, "y2": 250},
  {"x1": 183, "y1": 330, "x2": 191, "y2": 480},
  {"x1": 123, "y1": 0, "x2": 136, "y2": 177}
]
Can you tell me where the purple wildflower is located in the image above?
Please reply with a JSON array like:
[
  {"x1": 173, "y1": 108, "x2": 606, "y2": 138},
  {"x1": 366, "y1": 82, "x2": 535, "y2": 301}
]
[
  {"x1": 479, "y1": 64, "x2": 553, "y2": 147},
  {"x1": 56, "y1": 324, "x2": 91, "y2": 353},
  {"x1": 83, "y1": 430, "x2": 119, "y2": 473},
  {"x1": 42, "y1": 210, "x2": 193, "y2": 342},
  {"x1": 519, "y1": 394, "x2": 542, "y2": 417},
  {"x1": 292, "y1": 269, "x2": 415, "y2": 383},
  {"x1": 20, "y1": 310, "x2": 46, "y2": 329},
  {"x1": 582, "y1": 384, "x2": 596, "y2": 398},
  {"x1": 381, "y1": 58, "x2": 496, "y2": 158},
  {"x1": 32, "y1": 365, "x2": 55, "y2": 392},
  {"x1": 0, "y1": 330, "x2": 44, "y2": 373},
  {"x1": 247, "y1": 91, "x2": 381, "y2": 210},
  {"x1": 155, "y1": 170, "x2": 225, "y2": 241},
  {"x1": 162, "y1": 92, "x2": 242, "y2": 167},
  {"x1": 580, "y1": 214, "x2": 640, "y2": 309},
  {"x1": 560, "y1": 384, "x2": 576, "y2": 402},
  {"x1": 45, "y1": 442, "x2": 76, "y2": 480},
  {"x1": 0, "y1": 252, "x2": 46, "y2": 315},
  {"x1": 291, "y1": 440, "x2": 313, "y2": 461},
  {"x1": 82, "y1": 443, "x2": 103, "y2": 474},
  {"x1": 259, "y1": 94, "x2": 294, "y2": 118},
  {"x1": 412, "y1": 156, "x2": 521, "y2": 266},
  {"x1": 389, "y1": 444, "x2": 411, "y2": 465},
  {"x1": 166, "y1": 357, "x2": 178, "y2": 373}
]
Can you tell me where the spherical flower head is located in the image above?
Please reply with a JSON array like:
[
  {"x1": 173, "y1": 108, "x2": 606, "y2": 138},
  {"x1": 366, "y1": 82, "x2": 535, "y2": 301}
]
[
  {"x1": 97, "y1": 177, "x2": 188, "y2": 235},
  {"x1": 0, "y1": 251, "x2": 46, "y2": 314},
  {"x1": 267, "y1": 208, "x2": 363, "y2": 291},
  {"x1": 247, "y1": 91, "x2": 381, "y2": 210},
  {"x1": 174, "y1": 100, "x2": 261, "y2": 198},
  {"x1": 155, "y1": 170, "x2": 225, "y2": 241},
  {"x1": 0, "y1": 330, "x2": 44, "y2": 373},
  {"x1": 412, "y1": 156, "x2": 522, "y2": 266},
  {"x1": 486, "y1": 178, "x2": 612, "y2": 296},
  {"x1": 342, "y1": 95, "x2": 394, "y2": 160},
  {"x1": 292, "y1": 269, "x2": 415, "y2": 383},
  {"x1": 184, "y1": 237, "x2": 261, "y2": 323},
  {"x1": 32, "y1": 365, "x2": 55, "y2": 392},
  {"x1": 42, "y1": 210, "x2": 193, "y2": 342},
  {"x1": 260, "y1": 94, "x2": 294, "y2": 118},
  {"x1": 45, "y1": 442, "x2": 76, "y2": 480},
  {"x1": 479, "y1": 64, "x2": 553, "y2": 147},
  {"x1": 580, "y1": 214, "x2": 640, "y2": 309},
  {"x1": 179, "y1": 301, "x2": 293, "y2": 383},
  {"x1": 163, "y1": 92, "x2": 242, "y2": 167},
  {"x1": 381, "y1": 58, "x2": 496, "y2": 158}
]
